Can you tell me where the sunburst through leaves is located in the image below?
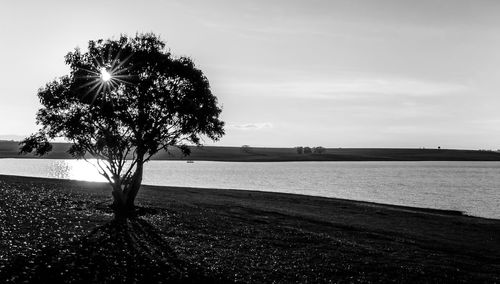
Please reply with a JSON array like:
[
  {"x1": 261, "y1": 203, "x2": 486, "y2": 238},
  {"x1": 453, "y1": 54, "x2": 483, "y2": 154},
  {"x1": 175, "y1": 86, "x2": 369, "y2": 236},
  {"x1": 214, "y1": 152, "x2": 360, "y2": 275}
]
[{"x1": 73, "y1": 46, "x2": 135, "y2": 105}]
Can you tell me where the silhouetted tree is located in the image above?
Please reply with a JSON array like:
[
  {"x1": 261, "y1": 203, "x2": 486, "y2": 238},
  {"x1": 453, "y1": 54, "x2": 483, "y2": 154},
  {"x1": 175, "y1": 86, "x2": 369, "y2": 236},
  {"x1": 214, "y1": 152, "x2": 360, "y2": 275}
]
[
  {"x1": 303, "y1": 147, "x2": 312, "y2": 154},
  {"x1": 313, "y1": 146, "x2": 325, "y2": 154},
  {"x1": 20, "y1": 34, "x2": 224, "y2": 218},
  {"x1": 241, "y1": 145, "x2": 251, "y2": 153},
  {"x1": 296, "y1": 147, "x2": 304, "y2": 154}
]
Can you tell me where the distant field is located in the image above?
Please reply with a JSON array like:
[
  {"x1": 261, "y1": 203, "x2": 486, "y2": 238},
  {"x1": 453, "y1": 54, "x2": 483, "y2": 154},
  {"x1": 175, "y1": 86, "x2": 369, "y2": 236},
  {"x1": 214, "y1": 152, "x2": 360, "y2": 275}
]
[{"x1": 1, "y1": 140, "x2": 500, "y2": 161}]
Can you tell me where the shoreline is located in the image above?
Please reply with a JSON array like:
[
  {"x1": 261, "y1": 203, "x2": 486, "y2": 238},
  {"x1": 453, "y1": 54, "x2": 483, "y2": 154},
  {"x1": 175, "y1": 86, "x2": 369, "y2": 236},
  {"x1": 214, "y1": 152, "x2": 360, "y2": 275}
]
[
  {"x1": 0, "y1": 173, "x2": 478, "y2": 220},
  {"x1": 4, "y1": 156, "x2": 500, "y2": 163},
  {"x1": 0, "y1": 173, "x2": 468, "y2": 217},
  {"x1": 3, "y1": 140, "x2": 500, "y2": 161},
  {"x1": 1, "y1": 173, "x2": 498, "y2": 221},
  {"x1": 1, "y1": 174, "x2": 499, "y2": 282}
]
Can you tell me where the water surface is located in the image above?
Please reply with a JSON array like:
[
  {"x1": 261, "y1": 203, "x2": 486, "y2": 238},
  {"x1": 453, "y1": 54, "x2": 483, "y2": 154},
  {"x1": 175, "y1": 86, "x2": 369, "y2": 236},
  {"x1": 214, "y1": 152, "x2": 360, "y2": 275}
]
[{"x1": 0, "y1": 159, "x2": 498, "y2": 219}]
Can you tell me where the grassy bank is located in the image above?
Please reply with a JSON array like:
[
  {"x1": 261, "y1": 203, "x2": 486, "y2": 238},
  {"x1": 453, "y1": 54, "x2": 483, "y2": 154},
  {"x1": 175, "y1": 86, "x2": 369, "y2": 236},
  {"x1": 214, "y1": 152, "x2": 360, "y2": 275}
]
[
  {"x1": 2, "y1": 140, "x2": 500, "y2": 161},
  {"x1": 0, "y1": 174, "x2": 499, "y2": 283}
]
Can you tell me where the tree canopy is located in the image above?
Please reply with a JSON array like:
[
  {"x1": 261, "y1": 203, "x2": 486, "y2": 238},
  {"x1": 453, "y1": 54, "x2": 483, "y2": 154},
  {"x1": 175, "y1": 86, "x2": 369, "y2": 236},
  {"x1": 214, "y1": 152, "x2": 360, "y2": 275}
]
[{"x1": 21, "y1": 33, "x2": 225, "y2": 216}]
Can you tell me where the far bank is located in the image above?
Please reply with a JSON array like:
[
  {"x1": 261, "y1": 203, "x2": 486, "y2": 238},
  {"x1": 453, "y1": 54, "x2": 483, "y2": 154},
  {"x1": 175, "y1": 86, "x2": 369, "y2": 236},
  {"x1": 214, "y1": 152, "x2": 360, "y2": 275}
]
[{"x1": 2, "y1": 140, "x2": 500, "y2": 161}]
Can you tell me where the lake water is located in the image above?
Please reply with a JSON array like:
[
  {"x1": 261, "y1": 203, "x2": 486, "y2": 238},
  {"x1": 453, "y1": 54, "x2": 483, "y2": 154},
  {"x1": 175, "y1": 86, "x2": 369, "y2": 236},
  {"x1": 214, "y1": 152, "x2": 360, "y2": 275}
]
[{"x1": 0, "y1": 159, "x2": 498, "y2": 219}]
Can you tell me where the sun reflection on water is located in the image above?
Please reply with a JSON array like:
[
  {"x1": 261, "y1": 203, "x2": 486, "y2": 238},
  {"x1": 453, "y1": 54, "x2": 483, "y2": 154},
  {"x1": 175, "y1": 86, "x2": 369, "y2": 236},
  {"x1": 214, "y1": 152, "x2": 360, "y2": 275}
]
[{"x1": 59, "y1": 159, "x2": 106, "y2": 182}]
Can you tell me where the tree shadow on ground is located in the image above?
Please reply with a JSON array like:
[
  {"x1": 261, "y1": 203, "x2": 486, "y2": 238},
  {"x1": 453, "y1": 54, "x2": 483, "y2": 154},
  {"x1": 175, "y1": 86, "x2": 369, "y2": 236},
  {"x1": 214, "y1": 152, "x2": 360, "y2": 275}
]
[{"x1": 1, "y1": 217, "x2": 222, "y2": 284}]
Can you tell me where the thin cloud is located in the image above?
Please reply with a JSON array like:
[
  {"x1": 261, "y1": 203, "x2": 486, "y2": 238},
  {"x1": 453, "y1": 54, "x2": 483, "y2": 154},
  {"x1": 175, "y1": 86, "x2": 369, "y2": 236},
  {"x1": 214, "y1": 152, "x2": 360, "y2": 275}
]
[
  {"x1": 228, "y1": 77, "x2": 468, "y2": 99},
  {"x1": 0, "y1": 134, "x2": 27, "y2": 141},
  {"x1": 227, "y1": 122, "x2": 273, "y2": 130}
]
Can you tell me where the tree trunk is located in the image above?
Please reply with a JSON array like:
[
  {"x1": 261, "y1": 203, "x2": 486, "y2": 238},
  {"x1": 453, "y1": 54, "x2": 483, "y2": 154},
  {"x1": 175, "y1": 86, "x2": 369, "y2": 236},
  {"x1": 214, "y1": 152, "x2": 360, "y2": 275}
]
[
  {"x1": 112, "y1": 186, "x2": 128, "y2": 220},
  {"x1": 124, "y1": 160, "x2": 144, "y2": 211},
  {"x1": 111, "y1": 159, "x2": 144, "y2": 220}
]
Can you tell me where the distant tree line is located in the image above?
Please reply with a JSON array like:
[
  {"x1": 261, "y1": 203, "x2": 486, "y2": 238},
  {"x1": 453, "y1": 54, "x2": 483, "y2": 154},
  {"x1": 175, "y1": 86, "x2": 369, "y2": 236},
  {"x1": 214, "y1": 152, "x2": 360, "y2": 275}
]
[{"x1": 295, "y1": 146, "x2": 325, "y2": 154}]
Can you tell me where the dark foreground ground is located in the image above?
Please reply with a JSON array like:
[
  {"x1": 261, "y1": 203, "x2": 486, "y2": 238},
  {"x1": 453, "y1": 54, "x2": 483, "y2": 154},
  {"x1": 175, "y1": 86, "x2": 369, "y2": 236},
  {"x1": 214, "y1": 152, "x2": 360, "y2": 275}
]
[{"x1": 0, "y1": 175, "x2": 499, "y2": 283}]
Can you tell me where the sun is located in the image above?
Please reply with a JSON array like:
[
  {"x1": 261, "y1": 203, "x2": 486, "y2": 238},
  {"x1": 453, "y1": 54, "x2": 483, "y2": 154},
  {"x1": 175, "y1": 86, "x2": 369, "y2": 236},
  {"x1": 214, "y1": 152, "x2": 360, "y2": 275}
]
[
  {"x1": 76, "y1": 52, "x2": 134, "y2": 102},
  {"x1": 100, "y1": 68, "x2": 112, "y2": 82}
]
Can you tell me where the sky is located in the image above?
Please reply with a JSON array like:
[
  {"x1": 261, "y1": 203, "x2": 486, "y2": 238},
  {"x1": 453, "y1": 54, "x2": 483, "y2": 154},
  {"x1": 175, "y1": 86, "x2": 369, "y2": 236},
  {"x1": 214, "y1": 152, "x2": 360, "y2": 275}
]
[{"x1": 1, "y1": 0, "x2": 499, "y2": 149}]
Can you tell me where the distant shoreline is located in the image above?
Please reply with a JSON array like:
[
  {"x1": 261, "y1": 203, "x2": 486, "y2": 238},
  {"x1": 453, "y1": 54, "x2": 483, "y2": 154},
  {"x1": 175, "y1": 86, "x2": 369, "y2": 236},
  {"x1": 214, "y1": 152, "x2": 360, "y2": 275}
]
[
  {"x1": 0, "y1": 173, "x2": 468, "y2": 218},
  {"x1": 2, "y1": 140, "x2": 500, "y2": 161}
]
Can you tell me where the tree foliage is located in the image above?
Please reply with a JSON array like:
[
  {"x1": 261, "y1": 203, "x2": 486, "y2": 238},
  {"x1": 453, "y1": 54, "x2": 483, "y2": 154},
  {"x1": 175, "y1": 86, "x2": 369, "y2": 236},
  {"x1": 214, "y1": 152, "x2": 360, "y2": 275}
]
[
  {"x1": 313, "y1": 146, "x2": 325, "y2": 154},
  {"x1": 21, "y1": 33, "x2": 225, "y2": 215}
]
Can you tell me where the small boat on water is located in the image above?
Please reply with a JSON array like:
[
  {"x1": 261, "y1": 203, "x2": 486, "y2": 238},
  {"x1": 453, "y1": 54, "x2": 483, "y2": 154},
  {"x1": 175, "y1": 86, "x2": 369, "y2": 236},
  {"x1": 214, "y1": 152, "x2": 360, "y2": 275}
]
[{"x1": 186, "y1": 160, "x2": 194, "y2": 163}]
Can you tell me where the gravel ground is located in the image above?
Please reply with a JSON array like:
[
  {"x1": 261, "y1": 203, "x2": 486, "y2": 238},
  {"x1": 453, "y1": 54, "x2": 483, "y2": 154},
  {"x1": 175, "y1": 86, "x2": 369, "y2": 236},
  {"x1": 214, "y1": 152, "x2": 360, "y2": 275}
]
[{"x1": 0, "y1": 174, "x2": 499, "y2": 283}]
